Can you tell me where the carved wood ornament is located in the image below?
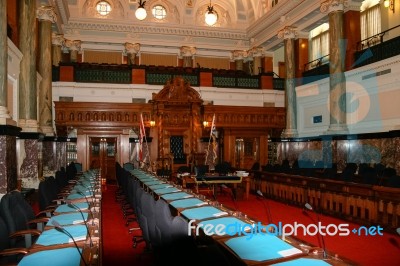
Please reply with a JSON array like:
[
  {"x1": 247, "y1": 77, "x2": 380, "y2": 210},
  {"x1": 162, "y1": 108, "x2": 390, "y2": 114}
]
[{"x1": 150, "y1": 76, "x2": 203, "y2": 162}]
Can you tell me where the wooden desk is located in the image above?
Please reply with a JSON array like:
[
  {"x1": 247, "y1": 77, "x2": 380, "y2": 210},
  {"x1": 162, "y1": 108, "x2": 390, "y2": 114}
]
[
  {"x1": 181, "y1": 174, "x2": 250, "y2": 200},
  {"x1": 19, "y1": 171, "x2": 102, "y2": 266}
]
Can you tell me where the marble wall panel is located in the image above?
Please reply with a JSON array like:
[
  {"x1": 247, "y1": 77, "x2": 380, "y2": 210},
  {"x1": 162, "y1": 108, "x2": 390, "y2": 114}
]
[
  {"x1": 394, "y1": 137, "x2": 400, "y2": 173},
  {"x1": 56, "y1": 142, "x2": 67, "y2": 170},
  {"x1": 19, "y1": 139, "x2": 40, "y2": 189},
  {"x1": 43, "y1": 141, "x2": 56, "y2": 171},
  {"x1": 0, "y1": 136, "x2": 6, "y2": 194},
  {"x1": 273, "y1": 136, "x2": 400, "y2": 174},
  {"x1": 0, "y1": 136, "x2": 18, "y2": 194}
]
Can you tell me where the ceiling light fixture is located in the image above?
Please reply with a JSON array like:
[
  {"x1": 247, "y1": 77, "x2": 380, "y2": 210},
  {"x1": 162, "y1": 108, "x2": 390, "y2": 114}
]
[
  {"x1": 205, "y1": 0, "x2": 217, "y2": 26},
  {"x1": 135, "y1": 0, "x2": 147, "y2": 20}
]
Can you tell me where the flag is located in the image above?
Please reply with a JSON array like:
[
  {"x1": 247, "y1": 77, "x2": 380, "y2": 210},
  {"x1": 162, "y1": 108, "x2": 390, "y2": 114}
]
[
  {"x1": 210, "y1": 114, "x2": 218, "y2": 164},
  {"x1": 205, "y1": 114, "x2": 218, "y2": 165},
  {"x1": 139, "y1": 113, "x2": 146, "y2": 162}
]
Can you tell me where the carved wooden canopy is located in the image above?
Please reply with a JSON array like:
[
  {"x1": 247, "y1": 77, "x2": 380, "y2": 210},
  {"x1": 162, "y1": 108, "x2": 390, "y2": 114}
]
[
  {"x1": 151, "y1": 76, "x2": 203, "y2": 104},
  {"x1": 150, "y1": 76, "x2": 203, "y2": 160}
]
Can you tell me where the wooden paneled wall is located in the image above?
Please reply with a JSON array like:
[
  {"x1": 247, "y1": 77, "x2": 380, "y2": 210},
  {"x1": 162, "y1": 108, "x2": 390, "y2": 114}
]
[{"x1": 250, "y1": 172, "x2": 400, "y2": 231}]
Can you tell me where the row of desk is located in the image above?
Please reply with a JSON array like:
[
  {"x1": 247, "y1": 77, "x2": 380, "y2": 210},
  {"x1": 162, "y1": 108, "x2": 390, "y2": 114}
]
[
  {"x1": 17, "y1": 170, "x2": 102, "y2": 266},
  {"x1": 130, "y1": 168, "x2": 350, "y2": 266},
  {"x1": 179, "y1": 172, "x2": 252, "y2": 200}
]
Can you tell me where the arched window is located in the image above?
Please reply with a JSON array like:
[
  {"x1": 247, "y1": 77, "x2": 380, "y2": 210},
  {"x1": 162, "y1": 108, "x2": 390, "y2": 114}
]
[
  {"x1": 152, "y1": 5, "x2": 167, "y2": 20},
  {"x1": 96, "y1": 1, "x2": 112, "y2": 16}
]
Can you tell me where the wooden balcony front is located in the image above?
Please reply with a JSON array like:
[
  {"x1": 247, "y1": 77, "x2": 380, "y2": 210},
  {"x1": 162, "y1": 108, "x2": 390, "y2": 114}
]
[{"x1": 52, "y1": 63, "x2": 285, "y2": 90}]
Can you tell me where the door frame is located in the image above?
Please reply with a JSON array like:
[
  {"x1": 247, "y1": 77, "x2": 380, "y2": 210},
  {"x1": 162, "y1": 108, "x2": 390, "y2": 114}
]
[{"x1": 87, "y1": 134, "x2": 120, "y2": 180}]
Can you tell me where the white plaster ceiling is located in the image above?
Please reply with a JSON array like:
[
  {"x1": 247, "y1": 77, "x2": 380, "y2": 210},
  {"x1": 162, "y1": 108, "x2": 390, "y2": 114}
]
[{"x1": 40, "y1": 0, "x2": 364, "y2": 54}]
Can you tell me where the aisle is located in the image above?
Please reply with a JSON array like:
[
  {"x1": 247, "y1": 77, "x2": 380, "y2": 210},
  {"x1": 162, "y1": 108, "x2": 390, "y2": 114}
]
[{"x1": 101, "y1": 185, "x2": 153, "y2": 266}]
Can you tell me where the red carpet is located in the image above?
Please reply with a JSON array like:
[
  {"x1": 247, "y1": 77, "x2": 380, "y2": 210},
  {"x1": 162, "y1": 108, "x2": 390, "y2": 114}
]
[
  {"x1": 101, "y1": 185, "x2": 400, "y2": 266},
  {"x1": 217, "y1": 192, "x2": 400, "y2": 266},
  {"x1": 101, "y1": 185, "x2": 153, "y2": 266}
]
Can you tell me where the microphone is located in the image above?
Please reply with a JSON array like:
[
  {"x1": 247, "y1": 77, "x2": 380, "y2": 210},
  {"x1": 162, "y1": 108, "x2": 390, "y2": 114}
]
[
  {"x1": 66, "y1": 201, "x2": 93, "y2": 247},
  {"x1": 51, "y1": 220, "x2": 88, "y2": 266},
  {"x1": 305, "y1": 203, "x2": 327, "y2": 259},
  {"x1": 256, "y1": 190, "x2": 273, "y2": 225},
  {"x1": 77, "y1": 181, "x2": 95, "y2": 196},
  {"x1": 76, "y1": 191, "x2": 96, "y2": 226}
]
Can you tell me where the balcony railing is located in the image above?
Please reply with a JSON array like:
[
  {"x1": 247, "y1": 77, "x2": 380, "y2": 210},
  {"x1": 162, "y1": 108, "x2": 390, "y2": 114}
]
[
  {"x1": 302, "y1": 55, "x2": 330, "y2": 85},
  {"x1": 354, "y1": 25, "x2": 400, "y2": 68},
  {"x1": 52, "y1": 63, "x2": 284, "y2": 90}
]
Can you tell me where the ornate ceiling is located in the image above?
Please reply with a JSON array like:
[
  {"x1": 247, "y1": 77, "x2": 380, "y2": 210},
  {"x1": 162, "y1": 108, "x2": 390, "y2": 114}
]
[{"x1": 40, "y1": 0, "x2": 364, "y2": 55}]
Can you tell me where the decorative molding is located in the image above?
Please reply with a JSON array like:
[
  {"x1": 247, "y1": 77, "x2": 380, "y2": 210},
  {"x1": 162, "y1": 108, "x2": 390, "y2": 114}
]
[
  {"x1": 52, "y1": 33, "x2": 65, "y2": 46},
  {"x1": 54, "y1": 0, "x2": 70, "y2": 26},
  {"x1": 180, "y1": 46, "x2": 197, "y2": 57},
  {"x1": 124, "y1": 42, "x2": 140, "y2": 54},
  {"x1": 277, "y1": 26, "x2": 297, "y2": 40},
  {"x1": 320, "y1": 0, "x2": 348, "y2": 13},
  {"x1": 152, "y1": 77, "x2": 202, "y2": 103},
  {"x1": 64, "y1": 21, "x2": 247, "y2": 40},
  {"x1": 82, "y1": 0, "x2": 125, "y2": 19},
  {"x1": 231, "y1": 50, "x2": 248, "y2": 60},
  {"x1": 247, "y1": 46, "x2": 264, "y2": 58},
  {"x1": 37, "y1": 6, "x2": 57, "y2": 23},
  {"x1": 64, "y1": 39, "x2": 82, "y2": 52}
]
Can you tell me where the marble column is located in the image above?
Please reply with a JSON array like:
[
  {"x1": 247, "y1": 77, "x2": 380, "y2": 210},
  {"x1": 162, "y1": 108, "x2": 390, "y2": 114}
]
[
  {"x1": 279, "y1": 27, "x2": 298, "y2": 138},
  {"x1": 124, "y1": 42, "x2": 140, "y2": 65},
  {"x1": 231, "y1": 50, "x2": 248, "y2": 71},
  {"x1": 180, "y1": 46, "x2": 196, "y2": 68},
  {"x1": 37, "y1": 6, "x2": 56, "y2": 136},
  {"x1": 65, "y1": 40, "x2": 81, "y2": 63},
  {"x1": 0, "y1": 0, "x2": 10, "y2": 125},
  {"x1": 18, "y1": 0, "x2": 39, "y2": 132},
  {"x1": 52, "y1": 34, "x2": 64, "y2": 66},
  {"x1": 0, "y1": 1, "x2": 22, "y2": 195},
  {"x1": 248, "y1": 47, "x2": 264, "y2": 75},
  {"x1": 321, "y1": 0, "x2": 348, "y2": 134}
]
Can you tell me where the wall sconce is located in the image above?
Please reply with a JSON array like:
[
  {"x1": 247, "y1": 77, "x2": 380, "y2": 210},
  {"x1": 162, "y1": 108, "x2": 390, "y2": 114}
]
[
  {"x1": 203, "y1": 121, "x2": 209, "y2": 127},
  {"x1": 150, "y1": 120, "x2": 156, "y2": 127},
  {"x1": 135, "y1": 0, "x2": 147, "y2": 20},
  {"x1": 384, "y1": 0, "x2": 395, "y2": 13}
]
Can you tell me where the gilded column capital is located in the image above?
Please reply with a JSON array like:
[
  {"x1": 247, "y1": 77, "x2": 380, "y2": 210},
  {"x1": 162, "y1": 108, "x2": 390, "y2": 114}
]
[
  {"x1": 37, "y1": 6, "x2": 57, "y2": 23},
  {"x1": 247, "y1": 47, "x2": 264, "y2": 58},
  {"x1": 230, "y1": 50, "x2": 248, "y2": 61},
  {"x1": 277, "y1": 27, "x2": 297, "y2": 40},
  {"x1": 180, "y1": 46, "x2": 196, "y2": 57},
  {"x1": 64, "y1": 40, "x2": 82, "y2": 52},
  {"x1": 124, "y1": 42, "x2": 140, "y2": 55},
  {"x1": 320, "y1": 0, "x2": 347, "y2": 13},
  {"x1": 52, "y1": 33, "x2": 64, "y2": 46}
]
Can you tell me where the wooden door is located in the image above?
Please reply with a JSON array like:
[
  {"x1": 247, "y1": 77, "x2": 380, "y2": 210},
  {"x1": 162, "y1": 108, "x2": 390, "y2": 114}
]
[
  {"x1": 89, "y1": 137, "x2": 116, "y2": 183},
  {"x1": 235, "y1": 137, "x2": 259, "y2": 170}
]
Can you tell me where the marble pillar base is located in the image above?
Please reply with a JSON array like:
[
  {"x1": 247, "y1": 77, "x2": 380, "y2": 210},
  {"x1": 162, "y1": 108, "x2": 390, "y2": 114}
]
[
  {"x1": 40, "y1": 125, "x2": 54, "y2": 136},
  {"x1": 281, "y1": 128, "x2": 298, "y2": 138},
  {"x1": 0, "y1": 106, "x2": 17, "y2": 126},
  {"x1": 325, "y1": 124, "x2": 349, "y2": 135},
  {"x1": 19, "y1": 119, "x2": 41, "y2": 133}
]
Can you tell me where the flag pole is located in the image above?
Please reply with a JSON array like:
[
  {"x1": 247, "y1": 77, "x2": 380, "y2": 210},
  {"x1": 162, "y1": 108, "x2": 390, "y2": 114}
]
[
  {"x1": 140, "y1": 113, "x2": 152, "y2": 170},
  {"x1": 204, "y1": 114, "x2": 216, "y2": 165}
]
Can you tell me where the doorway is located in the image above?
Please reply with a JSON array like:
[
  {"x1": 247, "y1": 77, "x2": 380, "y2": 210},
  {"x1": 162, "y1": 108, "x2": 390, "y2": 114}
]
[
  {"x1": 89, "y1": 137, "x2": 117, "y2": 183},
  {"x1": 235, "y1": 137, "x2": 259, "y2": 170}
]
